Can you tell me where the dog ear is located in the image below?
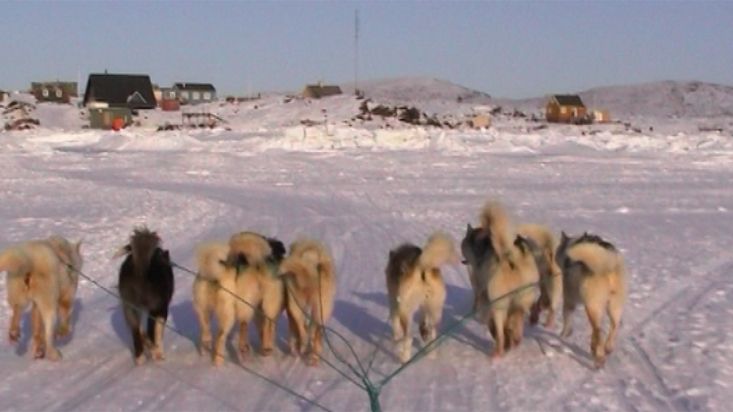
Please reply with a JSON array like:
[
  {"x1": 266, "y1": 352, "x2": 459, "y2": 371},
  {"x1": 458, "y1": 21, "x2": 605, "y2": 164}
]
[
  {"x1": 560, "y1": 231, "x2": 568, "y2": 241},
  {"x1": 76, "y1": 239, "x2": 83, "y2": 254},
  {"x1": 466, "y1": 223, "x2": 473, "y2": 233}
]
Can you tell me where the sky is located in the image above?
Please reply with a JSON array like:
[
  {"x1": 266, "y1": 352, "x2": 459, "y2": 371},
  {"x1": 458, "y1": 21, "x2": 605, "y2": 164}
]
[{"x1": 1, "y1": 1, "x2": 732, "y2": 99}]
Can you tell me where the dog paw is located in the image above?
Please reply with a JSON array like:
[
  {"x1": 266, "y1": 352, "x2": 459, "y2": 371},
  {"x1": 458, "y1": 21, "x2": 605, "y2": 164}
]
[
  {"x1": 306, "y1": 353, "x2": 319, "y2": 366},
  {"x1": 55, "y1": 324, "x2": 71, "y2": 339},
  {"x1": 134, "y1": 355, "x2": 145, "y2": 366},
  {"x1": 594, "y1": 356, "x2": 606, "y2": 369},
  {"x1": 543, "y1": 318, "x2": 555, "y2": 329},
  {"x1": 8, "y1": 329, "x2": 20, "y2": 344},
  {"x1": 46, "y1": 348, "x2": 62, "y2": 362},
  {"x1": 259, "y1": 347, "x2": 273, "y2": 357},
  {"x1": 213, "y1": 355, "x2": 225, "y2": 367},
  {"x1": 419, "y1": 322, "x2": 429, "y2": 342}
]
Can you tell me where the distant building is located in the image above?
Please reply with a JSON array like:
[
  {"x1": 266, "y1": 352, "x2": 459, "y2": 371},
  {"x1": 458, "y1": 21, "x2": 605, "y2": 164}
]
[
  {"x1": 302, "y1": 83, "x2": 342, "y2": 99},
  {"x1": 173, "y1": 83, "x2": 216, "y2": 105},
  {"x1": 157, "y1": 87, "x2": 180, "y2": 111},
  {"x1": 0, "y1": 90, "x2": 8, "y2": 103},
  {"x1": 470, "y1": 113, "x2": 492, "y2": 129},
  {"x1": 89, "y1": 107, "x2": 133, "y2": 130},
  {"x1": 546, "y1": 94, "x2": 587, "y2": 123},
  {"x1": 31, "y1": 81, "x2": 78, "y2": 103},
  {"x1": 83, "y1": 73, "x2": 157, "y2": 109},
  {"x1": 592, "y1": 109, "x2": 611, "y2": 123}
]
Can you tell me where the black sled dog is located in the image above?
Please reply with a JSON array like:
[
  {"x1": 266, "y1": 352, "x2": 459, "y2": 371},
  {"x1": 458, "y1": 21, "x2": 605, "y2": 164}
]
[{"x1": 115, "y1": 227, "x2": 174, "y2": 365}]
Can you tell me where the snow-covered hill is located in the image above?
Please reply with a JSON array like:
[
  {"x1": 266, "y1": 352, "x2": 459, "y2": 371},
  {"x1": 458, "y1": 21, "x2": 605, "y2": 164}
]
[{"x1": 497, "y1": 80, "x2": 733, "y2": 119}]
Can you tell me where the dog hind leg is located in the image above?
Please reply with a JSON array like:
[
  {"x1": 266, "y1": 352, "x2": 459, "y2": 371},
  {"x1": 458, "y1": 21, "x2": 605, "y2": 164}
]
[
  {"x1": 490, "y1": 310, "x2": 507, "y2": 359},
  {"x1": 194, "y1": 304, "x2": 212, "y2": 356},
  {"x1": 35, "y1": 297, "x2": 61, "y2": 361},
  {"x1": 30, "y1": 304, "x2": 45, "y2": 357},
  {"x1": 561, "y1": 302, "x2": 576, "y2": 338},
  {"x1": 604, "y1": 291, "x2": 623, "y2": 355},
  {"x1": 123, "y1": 306, "x2": 145, "y2": 364},
  {"x1": 147, "y1": 308, "x2": 168, "y2": 361},
  {"x1": 585, "y1": 302, "x2": 606, "y2": 368},
  {"x1": 8, "y1": 303, "x2": 26, "y2": 344},
  {"x1": 56, "y1": 296, "x2": 73, "y2": 339}
]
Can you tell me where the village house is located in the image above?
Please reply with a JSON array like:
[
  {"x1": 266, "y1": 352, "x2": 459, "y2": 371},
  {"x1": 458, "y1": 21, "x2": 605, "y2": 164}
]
[
  {"x1": 302, "y1": 82, "x2": 342, "y2": 99},
  {"x1": 173, "y1": 83, "x2": 216, "y2": 105},
  {"x1": 545, "y1": 94, "x2": 588, "y2": 123},
  {"x1": 83, "y1": 73, "x2": 157, "y2": 110},
  {"x1": 31, "y1": 81, "x2": 78, "y2": 103}
]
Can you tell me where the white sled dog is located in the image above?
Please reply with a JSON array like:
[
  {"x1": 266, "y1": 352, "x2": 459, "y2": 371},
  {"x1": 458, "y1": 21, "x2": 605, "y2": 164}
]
[
  {"x1": 0, "y1": 235, "x2": 83, "y2": 360},
  {"x1": 385, "y1": 232, "x2": 458, "y2": 363},
  {"x1": 460, "y1": 201, "x2": 539, "y2": 358},
  {"x1": 278, "y1": 238, "x2": 336, "y2": 366},
  {"x1": 556, "y1": 231, "x2": 626, "y2": 368},
  {"x1": 517, "y1": 223, "x2": 563, "y2": 329},
  {"x1": 194, "y1": 232, "x2": 283, "y2": 366}
]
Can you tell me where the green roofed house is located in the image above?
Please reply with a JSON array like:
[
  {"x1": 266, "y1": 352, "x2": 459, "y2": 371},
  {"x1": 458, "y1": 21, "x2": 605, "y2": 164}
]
[
  {"x1": 31, "y1": 81, "x2": 78, "y2": 104},
  {"x1": 83, "y1": 73, "x2": 157, "y2": 110},
  {"x1": 302, "y1": 82, "x2": 342, "y2": 99}
]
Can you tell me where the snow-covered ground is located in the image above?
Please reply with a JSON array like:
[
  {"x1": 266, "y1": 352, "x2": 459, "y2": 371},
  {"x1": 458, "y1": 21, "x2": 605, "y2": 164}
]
[{"x1": 1, "y1": 90, "x2": 733, "y2": 411}]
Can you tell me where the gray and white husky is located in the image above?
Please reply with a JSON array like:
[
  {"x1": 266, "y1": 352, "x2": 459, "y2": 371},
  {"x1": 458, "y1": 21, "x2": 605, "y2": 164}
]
[{"x1": 556, "y1": 231, "x2": 626, "y2": 368}]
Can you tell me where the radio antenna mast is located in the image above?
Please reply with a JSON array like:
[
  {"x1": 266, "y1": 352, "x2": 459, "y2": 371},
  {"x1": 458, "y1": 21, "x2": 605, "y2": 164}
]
[{"x1": 354, "y1": 8, "x2": 359, "y2": 96}]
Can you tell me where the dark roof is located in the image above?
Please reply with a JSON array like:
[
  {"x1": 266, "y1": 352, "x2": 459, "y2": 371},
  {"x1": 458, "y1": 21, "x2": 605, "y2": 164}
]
[
  {"x1": 173, "y1": 82, "x2": 216, "y2": 92},
  {"x1": 83, "y1": 74, "x2": 157, "y2": 109},
  {"x1": 303, "y1": 84, "x2": 342, "y2": 98},
  {"x1": 552, "y1": 94, "x2": 585, "y2": 107}
]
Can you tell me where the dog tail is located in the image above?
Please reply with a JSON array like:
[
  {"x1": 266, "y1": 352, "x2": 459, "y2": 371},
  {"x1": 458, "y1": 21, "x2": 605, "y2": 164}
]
[
  {"x1": 480, "y1": 200, "x2": 517, "y2": 265},
  {"x1": 279, "y1": 254, "x2": 319, "y2": 291},
  {"x1": 228, "y1": 232, "x2": 272, "y2": 266},
  {"x1": 195, "y1": 241, "x2": 231, "y2": 281},
  {"x1": 129, "y1": 227, "x2": 161, "y2": 277},
  {"x1": 289, "y1": 238, "x2": 335, "y2": 281},
  {"x1": 0, "y1": 247, "x2": 30, "y2": 279},
  {"x1": 418, "y1": 232, "x2": 458, "y2": 270}
]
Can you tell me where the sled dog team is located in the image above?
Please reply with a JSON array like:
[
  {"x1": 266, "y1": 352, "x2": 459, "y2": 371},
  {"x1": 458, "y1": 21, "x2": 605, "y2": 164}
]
[{"x1": 0, "y1": 200, "x2": 626, "y2": 369}]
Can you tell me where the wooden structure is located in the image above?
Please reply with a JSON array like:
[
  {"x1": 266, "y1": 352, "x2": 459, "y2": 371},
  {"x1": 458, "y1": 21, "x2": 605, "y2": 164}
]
[
  {"x1": 546, "y1": 94, "x2": 587, "y2": 123},
  {"x1": 31, "y1": 81, "x2": 77, "y2": 103},
  {"x1": 302, "y1": 82, "x2": 342, "y2": 99},
  {"x1": 89, "y1": 107, "x2": 133, "y2": 130},
  {"x1": 592, "y1": 109, "x2": 611, "y2": 123}
]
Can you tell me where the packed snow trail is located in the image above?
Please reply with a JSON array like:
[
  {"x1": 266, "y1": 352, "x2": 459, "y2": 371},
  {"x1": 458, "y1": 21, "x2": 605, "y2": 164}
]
[{"x1": 1, "y1": 142, "x2": 732, "y2": 411}]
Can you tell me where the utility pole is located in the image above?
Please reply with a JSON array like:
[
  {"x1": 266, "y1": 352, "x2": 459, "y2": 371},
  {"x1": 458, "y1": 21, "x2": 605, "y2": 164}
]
[{"x1": 354, "y1": 8, "x2": 359, "y2": 96}]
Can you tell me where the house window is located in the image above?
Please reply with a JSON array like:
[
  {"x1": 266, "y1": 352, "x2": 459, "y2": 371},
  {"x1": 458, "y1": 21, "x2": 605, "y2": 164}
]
[
  {"x1": 203, "y1": 92, "x2": 211, "y2": 100},
  {"x1": 181, "y1": 92, "x2": 189, "y2": 100},
  {"x1": 168, "y1": 91, "x2": 176, "y2": 99},
  {"x1": 42, "y1": 88, "x2": 49, "y2": 97},
  {"x1": 192, "y1": 91, "x2": 200, "y2": 100},
  {"x1": 55, "y1": 89, "x2": 63, "y2": 98},
  {"x1": 560, "y1": 106, "x2": 567, "y2": 114}
]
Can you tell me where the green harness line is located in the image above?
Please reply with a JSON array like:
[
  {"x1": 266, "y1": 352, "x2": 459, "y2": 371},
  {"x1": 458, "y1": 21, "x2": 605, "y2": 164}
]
[
  {"x1": 73, "y1": 254, "x2": 549, "y2": 412},
  {"x1": 62, "y1": 262, "x2": 334, "y2": 412}
]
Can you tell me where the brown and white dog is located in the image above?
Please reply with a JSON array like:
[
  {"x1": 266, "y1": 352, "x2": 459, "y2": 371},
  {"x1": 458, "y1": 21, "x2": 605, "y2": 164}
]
[
  {"x1": 0, "y1": 235, "x2": 83, "y2": 360},
  {"x1": 385, "y1": 232, "x2": 458, "y2": 363},
  {"x1": 193, "y1": 232, "x2": 284, "y2": 366},
  {"x1": 278, "y1": 238, "x2": 336, "y2": 366},
  {"x1": 461, "y1": 201, "x2": 539, "y2": 358}
]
